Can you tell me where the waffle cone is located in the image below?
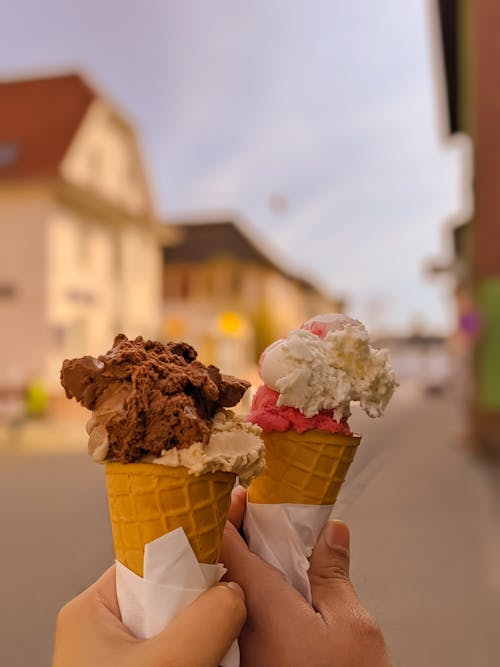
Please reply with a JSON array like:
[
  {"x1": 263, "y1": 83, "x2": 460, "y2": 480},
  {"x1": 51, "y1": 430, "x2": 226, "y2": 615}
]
[
  {"x1": 248, "y1": 430, "x2": 361, "y2": 505},
  {"x1": 105, "y1": 462, "x2": 235, "y2": 576}
]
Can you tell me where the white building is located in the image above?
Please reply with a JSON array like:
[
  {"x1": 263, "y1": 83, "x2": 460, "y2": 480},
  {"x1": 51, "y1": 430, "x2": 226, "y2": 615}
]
[{"x1": 0, "y1": 73, "x2": 161, "y2": 403}]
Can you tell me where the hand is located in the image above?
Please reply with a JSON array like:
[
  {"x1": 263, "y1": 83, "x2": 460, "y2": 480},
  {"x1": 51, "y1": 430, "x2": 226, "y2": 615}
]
[
  {"x1": 222, "y1": 487, "x2": 391, "y2": 667},
  {"x1": 53, "y1": 565, "x2": 246, "y2": 667}
]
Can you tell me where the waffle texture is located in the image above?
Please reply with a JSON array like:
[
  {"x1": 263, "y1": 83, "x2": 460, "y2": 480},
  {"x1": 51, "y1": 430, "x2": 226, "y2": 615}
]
[
  {"x1": 106, "y1": 462, "x2": 235, "y2": 576},
  {"x1": 248, "y1": 430, "x2": 361, "y2": 505}
]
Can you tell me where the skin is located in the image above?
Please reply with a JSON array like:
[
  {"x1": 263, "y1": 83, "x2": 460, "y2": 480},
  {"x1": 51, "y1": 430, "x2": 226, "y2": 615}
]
[
  {"x1": 224, "y1": 486, "x2": 392, "y2": 667},
  {"x1": 53, "y1": 487, "x2": 391, "y2": 667},
  {"x1": 53, "y1": 572, "x2": 246, "y2": 667}
]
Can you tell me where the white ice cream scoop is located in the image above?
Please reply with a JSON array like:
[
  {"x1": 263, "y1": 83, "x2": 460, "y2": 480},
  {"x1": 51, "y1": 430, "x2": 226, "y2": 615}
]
[
  {"x1": 301, "y1": 313, "x2": 362, "y2": 338},
  {"x1": 259, "y1": 338, "x2": 288, "y2": 389},
  {"x1": 258, "y1": 313, "x2": 397, "y2": 420}
]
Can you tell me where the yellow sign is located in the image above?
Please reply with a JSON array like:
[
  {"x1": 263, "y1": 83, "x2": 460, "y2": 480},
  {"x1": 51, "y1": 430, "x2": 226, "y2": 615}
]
[{"x1": 217, "y1": 311, "x2": 244, "y2": 337}]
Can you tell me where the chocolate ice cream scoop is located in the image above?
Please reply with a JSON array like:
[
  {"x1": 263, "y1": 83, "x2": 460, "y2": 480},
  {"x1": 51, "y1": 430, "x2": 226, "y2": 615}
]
[{"x1": 60, "y1": 334, "x2": 250, "y2": 463}]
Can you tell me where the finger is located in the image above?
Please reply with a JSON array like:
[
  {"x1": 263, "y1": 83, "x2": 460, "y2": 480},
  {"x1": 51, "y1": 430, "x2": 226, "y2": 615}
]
[
  {"x1": 227, "y1": 485, "x2": 247, "y2": 528},
  {"x1": 87, "y1": 565, "x2": 121, "y2": 618},
  {"x1": 308, "y1": 520, "x2": 358, "y2": 620},
  {"x1": 60, "y1": 566, "x2": 121, "y2": 622},
  {"x1": 144, "y1": 582, "x2": 246, "y2": 667},
  {"x1": 221, "y1": 522, "x2": 316, "y2": 622},
  {"x1": 54, "y1": 565, "x2": 134, "y2": 667},
  {"x1": 221, "y1": 522, "x2": 320, "y2": 665}
]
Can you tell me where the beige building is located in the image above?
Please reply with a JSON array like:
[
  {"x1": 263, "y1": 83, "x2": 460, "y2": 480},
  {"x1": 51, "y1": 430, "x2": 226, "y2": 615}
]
[
  {"x1": 161, "y1": 217, "x2": 342, "y2": 380},
  {"x1": 0, "y1": 73, "x2": 161, "y2": 406}
]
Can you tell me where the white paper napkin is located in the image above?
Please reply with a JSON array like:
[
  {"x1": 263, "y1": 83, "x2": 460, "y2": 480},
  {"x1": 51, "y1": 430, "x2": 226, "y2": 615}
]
[
  {"x1": 115, "y1": 527, "x2": 239, "y2": 667},
  {"x1": 244, "y1": 501, "x2": 333, "y2": 602}
]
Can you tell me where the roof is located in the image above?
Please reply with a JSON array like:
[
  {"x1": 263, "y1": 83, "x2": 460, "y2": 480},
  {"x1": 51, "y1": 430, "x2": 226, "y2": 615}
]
[
  {"x1": 161, "y1": 218, "x2": 329, "y2": 295},
  {"x1": 162, "y1": 220, "x2": 279, "y2": 269},
  {"x1": 0, "y1": 73, "x2": 96, "y2": 179}
]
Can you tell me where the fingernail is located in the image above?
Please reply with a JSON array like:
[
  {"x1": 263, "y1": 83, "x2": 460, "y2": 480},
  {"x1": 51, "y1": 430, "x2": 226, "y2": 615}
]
[
  {"x1": 231, "y1": 485, "x2": 247, "y2": 501},
  {"x1": 325, "y1": 520, "x2": 349, "y2": 550},
  {"x1": 223, "y1": 581, "x2": 245, "y2": 600}
]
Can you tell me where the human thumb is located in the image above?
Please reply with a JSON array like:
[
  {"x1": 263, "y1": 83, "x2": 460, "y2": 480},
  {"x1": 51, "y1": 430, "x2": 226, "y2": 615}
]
[
  {"x1": 142, "y1": 581, "x2": 246, "y2": 667},
  {"x1": 308, "y1": 520, "x2": 355, "y2": 619}
]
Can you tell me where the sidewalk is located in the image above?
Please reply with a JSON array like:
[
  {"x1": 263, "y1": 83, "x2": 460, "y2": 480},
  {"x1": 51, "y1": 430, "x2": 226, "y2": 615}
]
[
  {"x1": 0, "y1": 417, "x2": 85, "y2": 453},
  {"x1": 343, "y1": 387, "x2": 500, "y2": 667}
]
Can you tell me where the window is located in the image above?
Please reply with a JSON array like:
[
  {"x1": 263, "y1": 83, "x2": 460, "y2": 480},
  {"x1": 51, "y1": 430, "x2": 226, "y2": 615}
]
[
  {"x1": 74, "y1": 219, "x2": 90, "y2": 267},
  {"x1": 52, "y1": 325, "x2": 66, "y2": 350},
  {"x1": 180, "y1": 273, "x2": 190, "y2": 299},
  {"x1": 65, "y1": 288, "x2": 95, "y2": 304},
  {"x1": 164, "y1": 270, "x2": 190, "y2": 300},
  {"x1": 230, "y1": 269, "x2": 242, "y2": 296}
]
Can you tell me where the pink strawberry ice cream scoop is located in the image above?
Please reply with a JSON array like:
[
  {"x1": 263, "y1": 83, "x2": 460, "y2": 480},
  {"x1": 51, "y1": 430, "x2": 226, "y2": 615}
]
[
  {"x1": 249, "y1": 385, "x2": 351, "y2": 434},
  {"x1": 248, "y1": 313, "x2": 397, "y2": 433}
]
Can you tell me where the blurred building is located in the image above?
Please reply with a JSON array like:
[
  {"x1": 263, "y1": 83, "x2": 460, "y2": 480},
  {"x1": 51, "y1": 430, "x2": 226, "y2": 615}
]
[
  {"x1": 161, "y1": 217, "x2": 343, "y2": 378},
  {"x1": 0, "y1": 73, "x2": 161, "y2": 409},
  {"x1": 436, "y1": 1, "x2": 500, "y2": 454},
  {"x1": 376, "y1": 333, "x2": 451, "y2": 396}
]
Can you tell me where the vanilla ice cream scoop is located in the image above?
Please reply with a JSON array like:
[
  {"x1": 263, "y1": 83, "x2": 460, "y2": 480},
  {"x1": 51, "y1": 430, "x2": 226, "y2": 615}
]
[
  {"x1": 153, "y1": 410, "x2": 265, "y2": 485},
  {"x1": 259, "y1": 314, "x2": 396, "y2": 420},
  {"x1": 301, "y1": 313, "x2": 363, "y2": 337}
]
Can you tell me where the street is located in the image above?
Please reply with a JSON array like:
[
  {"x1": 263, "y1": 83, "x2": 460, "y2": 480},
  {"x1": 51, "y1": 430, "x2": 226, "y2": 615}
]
[
  {"x1": 1, "y1": 385, "x2": 499, "y2": 666},
  {"x1": 346, "y1": 386, "x2": 500, "y2": 667}
]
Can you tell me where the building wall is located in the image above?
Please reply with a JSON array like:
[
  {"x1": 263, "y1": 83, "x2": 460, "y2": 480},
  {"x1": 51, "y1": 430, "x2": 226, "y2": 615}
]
[
  {"x1": 45, "y1": 206, "x2": 118, "y2": 386},
  {"x1": 45, "y1": 209, "x2": 161, "y2": 389},
  {"x1": 47, "y1": 100, "x2": 161, "y2": 389},
  {"x1": 162, "y1": 261, "x2": 258, "y2": 376},
  {"x1": 0, "y1": 88, "x2": 162, "y2": 414},
  {"x1": 61, "y1": 100, "x2": 149, "y2": 217},
  {"x1": 161, "y1": 259, "x2": 339, "y2": 380},
  {"x1": 261, "y1": 272, "x2": 304, "y2": 338},
  {"x1": 0, "y1": 189, "x2": 51, "y2": 390},
  {"x1": 118, "y1": 223, "x2": 161, "y2": 340}
]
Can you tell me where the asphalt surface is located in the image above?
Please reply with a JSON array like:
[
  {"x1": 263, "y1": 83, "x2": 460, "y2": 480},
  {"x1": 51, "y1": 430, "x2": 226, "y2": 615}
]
[{"x1": 1, "y1": 386, "x2": 499, "y2": 666}]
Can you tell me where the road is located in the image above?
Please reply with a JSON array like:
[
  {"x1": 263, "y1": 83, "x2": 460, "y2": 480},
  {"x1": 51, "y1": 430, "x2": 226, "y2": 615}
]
[
  {"x1": 1, "y1": 385, "x2": 499, "y2": 666},
  {"x1": 345, "y1": 385, "x2": 500, "y2": 667}
]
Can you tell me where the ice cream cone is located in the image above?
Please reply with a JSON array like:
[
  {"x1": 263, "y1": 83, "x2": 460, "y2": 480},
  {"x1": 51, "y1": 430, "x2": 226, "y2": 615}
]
[
  {"x1": 248, "y1": 430, "x2": 361, "y2": 505},
  {"x1": 105, "y1": 462, "x2": 236, "y2": 576}
]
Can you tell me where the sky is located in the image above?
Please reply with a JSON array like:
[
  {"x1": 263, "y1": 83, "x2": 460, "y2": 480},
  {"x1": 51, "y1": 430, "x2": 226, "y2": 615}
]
[{"x1": 0, "y1": 0, "x2": 467, "y2": 334}]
